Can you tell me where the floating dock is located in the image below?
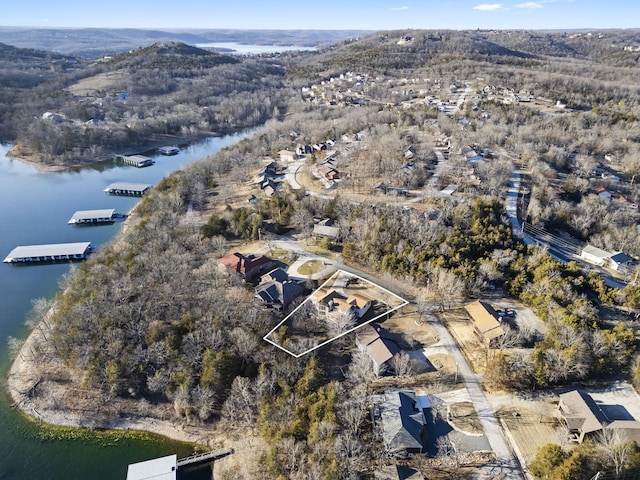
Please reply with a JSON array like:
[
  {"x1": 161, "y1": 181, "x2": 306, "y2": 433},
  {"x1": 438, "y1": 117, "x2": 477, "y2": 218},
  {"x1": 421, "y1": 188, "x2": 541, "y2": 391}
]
[
  {"x1": 158, "y1": 146, "x2": 179, "y2": 155},
  {"x1": 104, "y1": 182, "x2": 152, "y2": 196},
  {"x1": 3, "y1": 242, "x2": 93, "y2": 263},
  {"x1": 68, "y1": 209, "x2": 117, "y2": 225},
  {"x1": 118, "y1": 154, "x2": 154, "y2": 167}
]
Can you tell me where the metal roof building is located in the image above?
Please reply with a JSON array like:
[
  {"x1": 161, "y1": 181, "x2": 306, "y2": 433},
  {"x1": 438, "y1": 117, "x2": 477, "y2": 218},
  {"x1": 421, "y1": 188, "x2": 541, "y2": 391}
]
[
  {"x1": 68, "y1": 209, "x2": 117, "y2": 224},
  {"x1": 4, "y1": 242, "x2": 92, "y2": 263},
  {"x1": 104, "y1": 182, "x2": 152, "y2": 196},
  {"x1": 126, "y1": 454, "x2": 177, "y2": 480}
]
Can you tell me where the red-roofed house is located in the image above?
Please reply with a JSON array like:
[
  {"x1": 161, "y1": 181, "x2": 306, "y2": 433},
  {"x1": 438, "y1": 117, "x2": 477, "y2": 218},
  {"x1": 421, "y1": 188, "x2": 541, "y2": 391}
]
[{"x1": 219, "y1": 252, "x2": 274, "y2": 282}]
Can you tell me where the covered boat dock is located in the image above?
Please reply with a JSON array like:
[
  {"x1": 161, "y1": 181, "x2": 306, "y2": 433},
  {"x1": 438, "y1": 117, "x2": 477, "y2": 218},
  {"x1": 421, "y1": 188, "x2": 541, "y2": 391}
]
[
  {"x1": 158, "y1": 146, "x2": 179, "y2": 155},
  {"x1": 4, "y1": 242, "x2": 93, "y2": 263},
  {"x1": 68, "y1": 209, "x2": 117, "y2": 224},
  {"x1": 104, "y1": 182, "x2": 152, "y2": 196},
  {"x1": 118, "y1": 154, "x2": 154, "y2": 167}
]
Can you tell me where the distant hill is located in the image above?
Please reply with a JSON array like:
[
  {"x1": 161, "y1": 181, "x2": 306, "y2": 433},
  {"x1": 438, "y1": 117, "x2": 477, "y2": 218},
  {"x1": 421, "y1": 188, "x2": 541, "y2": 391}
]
[
  {"x1": 0, "y1": 27, "x2": 371, "y2": 58},
  {"x1": 309, "y1": 29, "x2": 640, "y2": 71},
  {"x1": 105, "y1": 41, "x2": 240, "y2": 69}
]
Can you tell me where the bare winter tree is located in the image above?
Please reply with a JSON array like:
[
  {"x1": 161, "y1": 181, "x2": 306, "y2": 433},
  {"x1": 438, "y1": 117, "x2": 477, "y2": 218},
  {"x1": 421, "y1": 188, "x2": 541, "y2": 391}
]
[
  {"x1": 346, "y1": 349, "x2": 377, "y2": 384},
  {"x1": 390, "y1": 351, "x2": 417, "y2": 377},
  {"x1": 597, "y1": 428, "x2": 633, "y2": 477}
]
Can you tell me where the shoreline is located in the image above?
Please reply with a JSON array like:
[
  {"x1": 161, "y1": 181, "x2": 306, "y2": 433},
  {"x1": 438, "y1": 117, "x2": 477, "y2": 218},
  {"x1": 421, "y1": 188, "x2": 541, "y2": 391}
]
[
  {"x1": 4, "y1": 129, "x2": 242, "y2": 172},
  {"x1": 7, "y1": 320, "x2": 216, "y2": 446},
  {"x1": 5, "y1": 210, "x2": 218, "y2": 449}
]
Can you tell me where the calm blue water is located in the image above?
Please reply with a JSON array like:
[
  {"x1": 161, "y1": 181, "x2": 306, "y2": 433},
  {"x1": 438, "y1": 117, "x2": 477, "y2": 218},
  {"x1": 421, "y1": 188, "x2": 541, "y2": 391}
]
[{"x1": 0, "y1": 132, "x2": 251, "y2": 480}]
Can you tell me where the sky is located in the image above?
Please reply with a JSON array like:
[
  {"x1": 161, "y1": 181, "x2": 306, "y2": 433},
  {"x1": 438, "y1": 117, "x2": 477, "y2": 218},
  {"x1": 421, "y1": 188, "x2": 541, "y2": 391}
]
[{"x1": 2, "y1": 0, "x2": 638, "y2": 31}]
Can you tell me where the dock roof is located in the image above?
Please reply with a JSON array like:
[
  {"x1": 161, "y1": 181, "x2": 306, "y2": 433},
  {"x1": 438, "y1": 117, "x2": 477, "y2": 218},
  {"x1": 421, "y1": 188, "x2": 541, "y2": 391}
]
[
  {"x1": 126, "y1": 454, "x2": 177, "y2": 480},
  {"x1": 68, "y1": 209, "x2": 116, "y2": 223},
  {"x1": 104, "y1": 182, "x2": 152, "y2": 193},
  {"x1": 4, "y1": 242, "x2": 92, "y2": 262}
]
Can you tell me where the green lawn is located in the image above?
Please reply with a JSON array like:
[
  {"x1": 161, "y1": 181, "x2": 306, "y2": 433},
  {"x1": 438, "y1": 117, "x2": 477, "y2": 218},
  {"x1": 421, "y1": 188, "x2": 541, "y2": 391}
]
[{"x1": 297, "y1": 260, "x2": 325, "y2": 275}]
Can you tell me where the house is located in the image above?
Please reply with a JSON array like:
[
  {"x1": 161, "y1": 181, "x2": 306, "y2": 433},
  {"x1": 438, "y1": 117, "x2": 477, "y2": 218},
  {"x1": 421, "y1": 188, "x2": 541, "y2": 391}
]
[
  {"x1": 255, "y1": 268, "x2": 304, "y2": 313},
  {"x1": 278, "y1": 150, "x2": 298, "y2": 162},
  {"x1": 558, "y1": 390, "x2": 640, "y2": 444},
  {"x1": 374, "y1": 466, "x2": 424, "y2": 480},
  {"x1": 610, "y1": 252, "x2": 633, "y2": 271},
  {"x1": 318, "y1": 165, "x2": 340, "y2": 180},
  {"x1": 373, "y1": 389, "x2": 427, "y2": 456},
  {"x1": 312, "y1": 288, "x2": 372, "y2": 319},
  {"x1": 464, "y1": 300, "x2": 505, "y2": 346},
  {"x1": 581, "y1": 245, "x2": 612, "y2": 266},
  {"x1": 219, "y1": 252, "x2": 274, "y2": 282},
  {"x1": 313, "y1": 218, "x2": 340, "y2": 241},
  {"x1": 355, "y1": 323, "x2": 400, "y2": 375}
]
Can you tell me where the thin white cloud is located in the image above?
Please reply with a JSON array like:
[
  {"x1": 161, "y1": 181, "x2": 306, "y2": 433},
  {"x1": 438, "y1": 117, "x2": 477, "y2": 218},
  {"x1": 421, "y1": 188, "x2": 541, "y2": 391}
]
[
  {"x1": 516, "y1": 1, "x2": 542, "y2": 8},
  {"x1": 390, "y1": 6, "x2": 409, "y2": 10},
  {"x1": 473, "y1": 4, "x2": 504, "y2": 11}
]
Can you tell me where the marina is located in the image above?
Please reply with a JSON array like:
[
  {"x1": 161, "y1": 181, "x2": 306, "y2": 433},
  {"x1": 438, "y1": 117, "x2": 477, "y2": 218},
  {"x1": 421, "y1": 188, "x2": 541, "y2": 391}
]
[
  {"x1": 3, "y1": 242, "x2": 93, "y2": 263},
  {"x1": 0, "y1": 129, "x2": 256, "y2": 480},
  {"x1": 118, "y1": 155, "x2": 155, "y2": 168},
  {"x1": 68, "y1": 208, "x2": 118, "y2": 224},
  {"x1": 104, "y1": 182, "x2": 153, "y2": 196}
]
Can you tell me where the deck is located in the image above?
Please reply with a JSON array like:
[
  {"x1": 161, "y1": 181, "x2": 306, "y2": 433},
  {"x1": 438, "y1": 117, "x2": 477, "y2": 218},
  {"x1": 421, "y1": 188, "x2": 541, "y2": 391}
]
[{"x1": 4, "y1": 242, "x2": 93, "y2": 263}]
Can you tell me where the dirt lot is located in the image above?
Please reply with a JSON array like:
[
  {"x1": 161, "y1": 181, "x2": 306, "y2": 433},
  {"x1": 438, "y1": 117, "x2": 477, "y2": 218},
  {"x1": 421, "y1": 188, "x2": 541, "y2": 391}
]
[
  {"x1": 497, "y1": 403, "x2": 563, "y2": 464},
  {"x1": 438, "y1": 308, "x2": 489, "y2": 373}
]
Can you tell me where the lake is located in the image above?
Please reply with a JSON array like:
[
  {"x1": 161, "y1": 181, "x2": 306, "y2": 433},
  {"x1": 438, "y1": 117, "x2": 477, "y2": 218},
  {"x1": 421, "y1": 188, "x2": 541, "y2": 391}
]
[
  {"x1": 0, "y1": 131, "x2": 252, "y2": 480},
  {"x1": 195, "y1": 42, "x2": 316, "y2": 54}
]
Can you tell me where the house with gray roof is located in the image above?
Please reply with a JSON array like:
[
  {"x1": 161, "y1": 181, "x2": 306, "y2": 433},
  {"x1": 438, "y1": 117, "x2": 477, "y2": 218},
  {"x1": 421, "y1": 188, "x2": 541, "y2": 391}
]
[
  {"x1": 373, "y1": 389, "x2": 426, "y2": 456},
  {"x1": 374, "y1": 465, "x2": 424, "y2": 480},
  {"x1": 255, "y1": 268, "x2": 303, "y2": 313}
]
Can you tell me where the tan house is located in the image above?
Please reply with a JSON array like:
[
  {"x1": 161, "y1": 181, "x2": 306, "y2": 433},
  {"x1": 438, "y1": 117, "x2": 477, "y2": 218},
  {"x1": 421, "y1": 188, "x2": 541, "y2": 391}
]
[
  {"x1": 312, "y1": 288, "x2": 372, "y2": 319},
  {"x1": 464, "y1": 300, "x2": 505, "y2": 345},
  {"x1": 559, "y1": 390, "x2": 640, "y2": 444}
]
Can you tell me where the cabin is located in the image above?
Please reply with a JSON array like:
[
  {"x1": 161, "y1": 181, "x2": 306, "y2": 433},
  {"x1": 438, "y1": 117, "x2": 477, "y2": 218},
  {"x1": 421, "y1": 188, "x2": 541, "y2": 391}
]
[{"x1": 464, "y1": 300, "x2": 505, "y2": 346}]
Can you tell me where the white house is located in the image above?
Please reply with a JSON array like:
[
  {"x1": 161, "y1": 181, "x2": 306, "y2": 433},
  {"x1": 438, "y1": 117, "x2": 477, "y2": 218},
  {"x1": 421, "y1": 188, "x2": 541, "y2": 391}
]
[
  {"x1": 581, "y1": 245, "x2": 612, "y2": 266},
  {"x1": 610, "y1": 252, "x2": 633, "y2": 271}
]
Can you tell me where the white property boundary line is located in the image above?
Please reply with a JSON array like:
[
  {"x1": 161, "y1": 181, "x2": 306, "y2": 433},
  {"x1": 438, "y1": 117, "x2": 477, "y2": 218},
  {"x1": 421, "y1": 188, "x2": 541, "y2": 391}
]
[{"x1": 263, "y1": 269, "x2": 410, "y2": 358}]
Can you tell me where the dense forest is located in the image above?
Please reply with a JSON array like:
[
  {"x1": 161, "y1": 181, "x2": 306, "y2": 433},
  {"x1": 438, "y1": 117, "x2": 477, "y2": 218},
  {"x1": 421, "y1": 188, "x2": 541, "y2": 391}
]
[{"x1": 6, "y1": 28, "x2": 640, "y2": 478}]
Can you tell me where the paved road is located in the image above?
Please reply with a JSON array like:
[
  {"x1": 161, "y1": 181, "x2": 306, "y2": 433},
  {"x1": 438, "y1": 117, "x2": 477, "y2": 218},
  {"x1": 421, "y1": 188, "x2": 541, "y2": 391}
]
[{"x1": 425, "y1": 314, "x2": 525, "y2": 479}]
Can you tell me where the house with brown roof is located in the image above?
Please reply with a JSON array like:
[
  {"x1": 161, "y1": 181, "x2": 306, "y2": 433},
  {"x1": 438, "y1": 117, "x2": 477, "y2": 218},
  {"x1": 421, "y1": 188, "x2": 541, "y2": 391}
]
[
  {"x1": 356, "y1": 323, "x2": 400, "y2": 375},
  {"x1": 312, "y1": 288, "x2": 372, "y2": 320},
  {"x1": 464, "y1": 300, "x2": 505, "y2": 346},
  {"x1": 559, "y1": 390, "x2": 640, "y2": 444},
  {"x1": 219, "y1": 252, "x2": 274, "y2": 282}
]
